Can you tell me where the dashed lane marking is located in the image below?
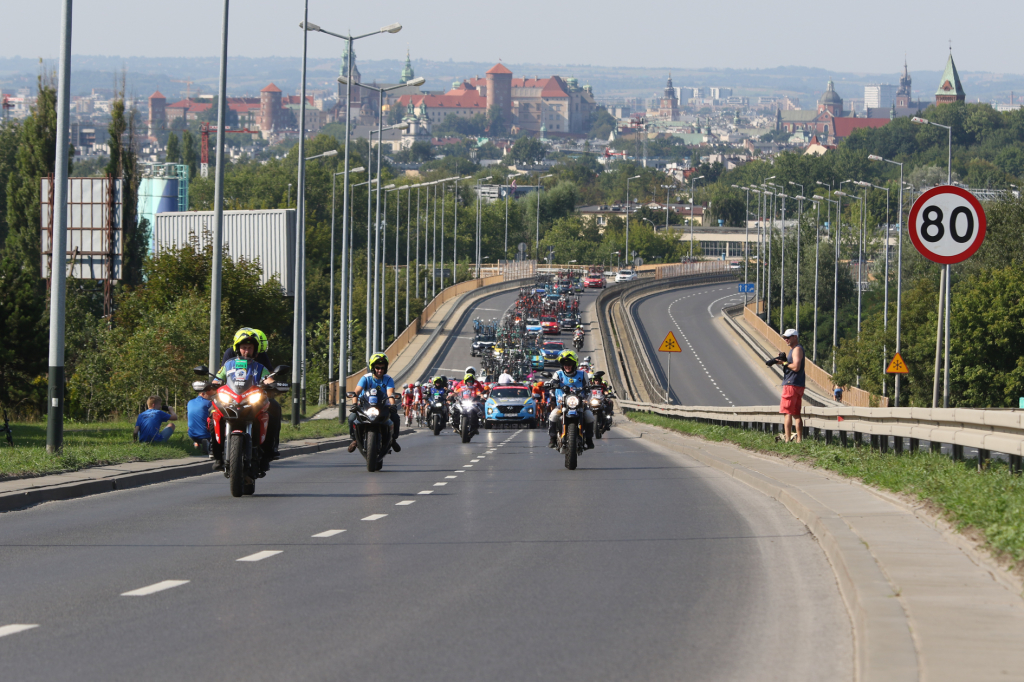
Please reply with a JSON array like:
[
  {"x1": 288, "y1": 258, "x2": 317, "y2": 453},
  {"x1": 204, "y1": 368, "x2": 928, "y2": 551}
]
[
  {"x1": 395, "y1": 501, "x2": 415, "y2": 506},
  {"x1": 121, "y1": 580, "x2": 189, "y2": 596},
  {"x1": 417, "y1": 490, "x2": 434, "y2": 494},
  {"x1": 455, "y1": 469, "x2": 465, "y2": 472},
  {"x1": 470, "y1": 459, "x2": 480, "y2": 462},
  {"x1": 237, "y1": 551, "x2": 282, "y2": 562},
  {"x1": 433, "y1": 482, "x2": 447, "y2": 486},
  {"x1": 361, "y1": 514, "x2": 388, "y2": 521},
  {"x1": 0, "y1": 624, "x2": 39, "y2": 638},
  {"x1": 445, "y1": 475, "x2": 458, "y2": 479},
  {"x1": 667, "y1": 295, "x2": 736, "y2": 407},
  {"x1": 311, "y1": 530, "x2": 346, "y2": 538}
]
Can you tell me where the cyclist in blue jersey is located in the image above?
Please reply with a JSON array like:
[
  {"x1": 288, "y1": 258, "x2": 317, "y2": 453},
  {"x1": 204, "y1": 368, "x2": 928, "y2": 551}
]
[{"x1": 347, "y1": 353, "x2": 401, "y2": 453}]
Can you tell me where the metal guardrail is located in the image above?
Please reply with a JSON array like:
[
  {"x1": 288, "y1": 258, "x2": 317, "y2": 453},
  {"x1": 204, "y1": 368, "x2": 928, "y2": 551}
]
[{"x1": 619, "y1": 400, "x2": 1024, "y2": 471}]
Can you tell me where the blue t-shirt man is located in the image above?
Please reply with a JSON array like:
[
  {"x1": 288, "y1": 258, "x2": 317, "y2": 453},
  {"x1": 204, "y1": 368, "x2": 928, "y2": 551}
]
[
  {"x1": 187, "y1": 394, "x2": 213, "y2": 440},
  {"x1": 135, "y1": 397, "x2": 177, "y2": 443}
]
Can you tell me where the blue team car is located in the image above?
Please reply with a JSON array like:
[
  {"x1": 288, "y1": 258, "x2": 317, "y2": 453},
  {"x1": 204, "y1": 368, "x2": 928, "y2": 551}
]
[{"x1": 484, "y1": 385, "x2": 538, "y2": 429}]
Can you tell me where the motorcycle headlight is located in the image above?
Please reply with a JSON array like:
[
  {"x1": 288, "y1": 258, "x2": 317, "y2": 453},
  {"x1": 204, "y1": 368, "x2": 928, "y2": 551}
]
[
  {"x1": 366, "y1": 407, "x2": 380, "y2": 419},
  {"x1": 590, "y1": 398, "x2": 601, "y2": 407},
  {"x1": 246, "y1": 393, "x2": 266, "y2": 407},
  {"x1": 566, "y1": 395, "x2": 580, "y2": 409},
  {"x1": 434, "y1": 402, "x2": 443, "y2": 408},
  {"x1": 216, "y1": 392, "x2": 233, "y2": 407},
  {"x1": 462, "y1": 401, "x2": 474, "y2": 410}
]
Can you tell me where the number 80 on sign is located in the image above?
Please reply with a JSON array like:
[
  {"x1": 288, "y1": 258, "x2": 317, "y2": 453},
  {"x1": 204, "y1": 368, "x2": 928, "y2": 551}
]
[{"x1": 908, "y1": 185, "x2": 986, "y2": 265}]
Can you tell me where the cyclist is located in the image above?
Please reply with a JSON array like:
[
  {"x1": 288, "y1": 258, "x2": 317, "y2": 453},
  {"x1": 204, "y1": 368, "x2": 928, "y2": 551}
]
[{"x1": 402, "y1": 383, "x2": 416, "y2": 426}]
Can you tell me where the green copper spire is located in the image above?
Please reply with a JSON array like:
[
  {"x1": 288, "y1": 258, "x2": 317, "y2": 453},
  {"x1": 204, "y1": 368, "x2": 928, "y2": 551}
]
[
  {"x1": 400, "y1": 49, "x2": 414, "y2": 84},
  {"x1": 935, "y1": 52, "x2": 965, "y2": 99}
]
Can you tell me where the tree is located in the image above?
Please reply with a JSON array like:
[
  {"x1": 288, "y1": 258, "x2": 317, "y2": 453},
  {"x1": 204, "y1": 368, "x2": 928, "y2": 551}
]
[
  {"x1": 487, "y1": 105, "x2": 508, "y2": 137},
  {"x1": 509, "y1": 136, "x2": 546, "y2": 166},
  {"x1": 166, "y1": 132, "x2": 181, "y2": 164},
  {"x1": 105, "y1": 92, "x2": 147, "y2": 286},
  {"x1": 182, "y1": 129, "x2": 199, "y2": 179},
  {"x1": 587, "y1": 107, "x2": 616, "y2": 140}
]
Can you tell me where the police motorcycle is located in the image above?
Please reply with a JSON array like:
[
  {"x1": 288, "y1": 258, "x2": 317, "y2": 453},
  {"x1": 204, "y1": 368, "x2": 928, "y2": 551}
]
[
  {"x1": 347, "y1": 386, "x2": 395, "y2": 472},
  {"x1": 192, "y1": 362, "x2": 290, "y2": 498},
  {"x1": 427, "y1": 381, "x2": 450, "y2": 436},
  {"x1": 449, "y1": 385, "x2": 482, "y2": 443},
  {"x1": 548, "y1": 380, "x2": 587, "y2": 470}
]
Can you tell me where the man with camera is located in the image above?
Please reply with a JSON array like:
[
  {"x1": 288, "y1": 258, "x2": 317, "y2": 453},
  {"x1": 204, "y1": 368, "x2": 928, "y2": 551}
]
[{"x1": 765, "y1": 329, "x2": 805, "y2": 443}]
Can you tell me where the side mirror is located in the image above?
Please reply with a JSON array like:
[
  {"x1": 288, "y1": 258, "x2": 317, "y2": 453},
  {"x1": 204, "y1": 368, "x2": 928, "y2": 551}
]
[
  {"x1": 193, "y1": 365, "x2": 210, "y2": 376},
  {"x1": 273, "y1": 365, "x2": 291, "y2": 375},
  {"x1": 346, "y1": 392, "x2": 356, "y2": 398}
]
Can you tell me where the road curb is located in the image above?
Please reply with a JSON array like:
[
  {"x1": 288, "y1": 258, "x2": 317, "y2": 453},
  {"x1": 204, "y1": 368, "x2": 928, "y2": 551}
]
[
  {"x1": 0, "y1": 435, "x2": 351, "y2": 514},
  {"x1": 619, "y1": 418, "x2": 918, "y2": 682}
]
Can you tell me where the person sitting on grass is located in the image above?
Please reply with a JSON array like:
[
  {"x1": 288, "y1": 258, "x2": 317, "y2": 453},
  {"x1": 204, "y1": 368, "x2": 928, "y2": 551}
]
[{"x1": 134, "y1": 396, "x2": 178, "y2": 443}]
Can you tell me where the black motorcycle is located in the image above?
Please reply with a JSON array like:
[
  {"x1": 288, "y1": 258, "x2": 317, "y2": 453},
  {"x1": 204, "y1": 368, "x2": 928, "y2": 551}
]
[
  {"x1": 588, "y1": 387, "x2": 610, "y2": 439},
  {"x1": 449, "y1": 387, "x2": 481, "y2": 443},
  {"x1": 551, "y1": 383, "x2": 587, "y2": 470},
  {"x1": 347, "y1": 388, "x2": 394, "y2": 472},
  {"x1": 427, "y1": 389, "x2": 448, "y2": 436}
]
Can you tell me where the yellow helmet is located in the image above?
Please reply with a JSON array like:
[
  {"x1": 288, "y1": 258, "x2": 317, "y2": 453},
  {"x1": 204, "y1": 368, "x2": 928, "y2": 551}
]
[
  {"x1": 368, "y1": 352, "x2": 389, "y2": 371},
  {"x1": 252, "y1": 328, "x2": 268, "y2": 354},
  {"x1": 232, "y1": 327, "x2": 260, "y2": 353},
  {"x1": 557, "y1": 349, "x2": 579, "y2": 367}
]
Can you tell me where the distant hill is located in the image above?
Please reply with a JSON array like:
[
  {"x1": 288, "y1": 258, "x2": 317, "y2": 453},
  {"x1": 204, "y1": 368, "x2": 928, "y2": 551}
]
[{"x1": 2, "y1": 55, "x2": 1022, "y2": 108}]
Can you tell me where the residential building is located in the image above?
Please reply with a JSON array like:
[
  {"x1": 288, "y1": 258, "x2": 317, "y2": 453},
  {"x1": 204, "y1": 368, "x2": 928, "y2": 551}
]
[
  {"x1": 710, "y1": 87, "x2": 732, "y2": 100},
  {"x1": 864, "y1": 84, "x2": 896, "y2": 110}
]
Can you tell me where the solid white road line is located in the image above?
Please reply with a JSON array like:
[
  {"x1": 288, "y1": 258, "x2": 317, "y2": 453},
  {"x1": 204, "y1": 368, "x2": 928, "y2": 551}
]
[
  {"x1": 396, "y1": 501, "x2": 415, "y2": 506},
  {"x1": 417, "y1": 490, "x2": 434, "y2": 494},
  {"x1": 237, "y1": 551, "x2": 282, "y2": 562},
  {"x1": 433, "y1": 482, "x2": 447, "y2": 486},
  {"x1": 0, "y1": 624, "x2": 39, "y2": 638},
  {"x1": 311, "y1": 530, "x2": 346, "y2": 538},
  {"x1": 361, "y1": 514, "x2": 388, "y2": 521},
  {"x1": 121, "y1": 580, "x2": 190, "y2": 596}
]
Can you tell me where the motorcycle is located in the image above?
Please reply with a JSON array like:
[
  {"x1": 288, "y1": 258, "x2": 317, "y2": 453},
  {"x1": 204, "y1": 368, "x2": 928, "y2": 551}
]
[
  {"x1": 573, "y1": 332, "x2": 584, "y2": 352},
  {"x1": 589, "y1": 387, "x2": 610, "y2": 436},
  {"x1": 193, "y1": 363, "x2": 290, "y2": 498},
  {"x1": 551, "y1": 382, "x2": 587, "y2": 470},
  {"x1": 428, "y1": 389, "x2": 448, "y2": 436},
  {"x1": 347, "y1": 388, "x2": 395, "y2": 472},
  {"x1": 450, "y1": 387, "x2": 481, "y2": 443}
]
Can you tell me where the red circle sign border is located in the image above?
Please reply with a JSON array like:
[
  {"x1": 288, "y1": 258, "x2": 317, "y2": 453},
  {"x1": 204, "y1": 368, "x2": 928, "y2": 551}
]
[{"x1": 907, "y1": 185, "x2": 987, "y2": 265}]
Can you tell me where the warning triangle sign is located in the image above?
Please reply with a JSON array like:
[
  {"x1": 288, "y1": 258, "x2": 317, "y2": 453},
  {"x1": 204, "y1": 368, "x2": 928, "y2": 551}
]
[
  {"x1": 885, "y1": 352, "x2": 909, "y2": 374},
  {"x1": 658, "y1": 331, "x2": 682, "y2": 353}
]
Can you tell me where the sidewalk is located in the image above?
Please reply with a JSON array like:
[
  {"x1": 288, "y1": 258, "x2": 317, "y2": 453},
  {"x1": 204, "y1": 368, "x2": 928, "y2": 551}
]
[
  {"x1": 621, "y1": 417, "x2": 1024, "y2": 682},
  {"x1": 0, "y1": 434, "x2": 349, "y2": 513}
]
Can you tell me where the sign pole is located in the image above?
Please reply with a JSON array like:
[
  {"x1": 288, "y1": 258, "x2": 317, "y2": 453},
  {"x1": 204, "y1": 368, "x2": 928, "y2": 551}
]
[{"x1": 667, "y1": 351, "x2": 671, "y2": 404}]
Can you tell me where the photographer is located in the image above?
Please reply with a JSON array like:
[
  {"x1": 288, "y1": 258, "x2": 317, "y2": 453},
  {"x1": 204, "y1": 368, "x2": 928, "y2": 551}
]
[{"x1": 765, "y1": 329, "x2": 805, "y2": 443}]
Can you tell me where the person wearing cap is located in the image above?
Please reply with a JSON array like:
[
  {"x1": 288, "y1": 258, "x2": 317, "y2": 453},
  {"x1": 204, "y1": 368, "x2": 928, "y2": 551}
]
[{"x1": 769, "y1": 329, "x2": 805, "y2": 442}]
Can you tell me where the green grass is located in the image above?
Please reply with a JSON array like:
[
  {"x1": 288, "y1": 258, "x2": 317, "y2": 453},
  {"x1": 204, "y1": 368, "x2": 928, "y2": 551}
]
[
  {"x1": 628, "y1": 410, "x2": 1024, "y2": 564},
  {"x1": 0, "y1": 414, "x2": 347, "y2": 481}
]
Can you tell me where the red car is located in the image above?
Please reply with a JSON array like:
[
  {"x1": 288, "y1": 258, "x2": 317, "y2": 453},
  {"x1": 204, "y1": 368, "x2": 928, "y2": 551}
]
[
  {"x1": 540, "y1": 317, "x2": 560, "y2": 335},
  {"x1": 584, "y1": 274, "x2": 604, "y2": 288}
]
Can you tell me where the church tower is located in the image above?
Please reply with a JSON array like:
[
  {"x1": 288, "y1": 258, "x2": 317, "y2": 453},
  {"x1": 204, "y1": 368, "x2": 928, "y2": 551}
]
[
  {"x1": 817, "y1": 79, "x2": 843, "y2": 117},
  {"x1": 895, "y1": 58, "x2": 912, "y2": 108},
  {"x1": 400, "y1": 50, "x2": 415, "y2": 84},
  {"x1": 658, "y1": 74, "x2": 679, "y2": 121},
  {"x1": 935, "y1": 52, "x2": 965, "y2": 105}
]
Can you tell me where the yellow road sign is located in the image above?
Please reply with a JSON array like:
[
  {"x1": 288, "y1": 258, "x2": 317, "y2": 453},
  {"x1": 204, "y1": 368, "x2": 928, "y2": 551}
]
[
  {"x1": 886, "y1": 352, "x2": 909, "y2": 374},
  {"x1": 658, "y1": 331, "x2": 682, "y2": 353}
]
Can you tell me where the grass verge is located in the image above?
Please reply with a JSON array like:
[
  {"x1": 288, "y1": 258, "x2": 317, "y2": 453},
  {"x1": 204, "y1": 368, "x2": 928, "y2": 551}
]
[
  {"x1": 628, "y1": 410, "x2": 1024, "y2": 564},
  {"x1": 0, "y1": 414, "x2": 346, "y2": 481}
]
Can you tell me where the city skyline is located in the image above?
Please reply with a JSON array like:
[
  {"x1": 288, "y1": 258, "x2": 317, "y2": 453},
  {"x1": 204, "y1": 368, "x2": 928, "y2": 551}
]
[{"x1": 5, "y1": 0, "x2": 1022, "y2": 75}]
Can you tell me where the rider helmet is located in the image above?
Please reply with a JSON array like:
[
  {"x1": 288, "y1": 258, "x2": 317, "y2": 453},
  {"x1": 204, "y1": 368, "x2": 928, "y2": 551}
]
[
  {"x1": 433, "y1": 375, "x2": 447, "y2": 387},
  {"x1": 465, "y1": 366, "x2": 477, "y2": 376},
  {"x1": 463, "y1": 373, "x2": 476, "y2": 384},
  {"x1": 557, "y1": 349, "x2": 579, "y2": 373},
  {"x1": 251, "y1": 328, "x2": 269, "y2": 354},
  {"x1": 368, "y1": 352, "x2": 389, "y2": 373},
  {"x1": 232, "y1": 327, "x2": 260, "y2": 355}
]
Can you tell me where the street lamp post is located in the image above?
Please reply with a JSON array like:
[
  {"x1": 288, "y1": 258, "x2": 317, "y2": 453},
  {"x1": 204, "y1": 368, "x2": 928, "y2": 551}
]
[
  {"x1": 689, "y1": 174, "x2": 704, "y2": 258},
  {"x1": 329, "y1": 165, "x2": 364, "y2": 382},
  {"x1": 810, "y1": 195, "x2": 823, "y2": 363},
  {"x1": 625, "y1": 174, "x2": 640, "y2": 266},
  {"x1": 732, "y1": 185, "x2": 751, "y2": 304},
  {"x1": 789, "y1": 181, "x2": 804, "y2": 333},
  {"x1": 476, "y1": 175, "x2": 492, "y2": 277},
  {"x1": 832, "y1": 191, "x2": 849, "y2": 373},
  {"x1": 777, "y1": 193, "x2": 787, "y2": 332},
  {"x1": 660, "y1": 184, "x2": 674, "y2": 232},
  {"x1": 536, "y1": 174, "x2": 553, "y2": 258},
  {"x1": 869, "y1": 154, "x2": 906, "y2": 405}
]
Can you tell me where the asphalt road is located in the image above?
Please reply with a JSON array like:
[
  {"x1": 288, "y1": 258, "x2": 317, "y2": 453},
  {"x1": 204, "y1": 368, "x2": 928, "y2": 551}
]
[
  {"x1": 634, "y1": 283, "x2": 782, "y2": 406},
  {"x1": 0, "y1": 289, "x2": 852, "y2": 681}
]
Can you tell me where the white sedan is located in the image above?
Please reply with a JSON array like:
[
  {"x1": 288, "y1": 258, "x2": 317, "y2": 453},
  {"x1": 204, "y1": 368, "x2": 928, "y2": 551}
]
[{"x1": 614, "y1": 269, "x2": 638, "y2": 282}]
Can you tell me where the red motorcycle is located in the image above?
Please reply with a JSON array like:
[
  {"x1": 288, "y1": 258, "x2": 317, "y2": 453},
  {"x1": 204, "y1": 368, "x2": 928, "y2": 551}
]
[{"x1": 192, "y1": 363, "x2": 289, "y2": 497}]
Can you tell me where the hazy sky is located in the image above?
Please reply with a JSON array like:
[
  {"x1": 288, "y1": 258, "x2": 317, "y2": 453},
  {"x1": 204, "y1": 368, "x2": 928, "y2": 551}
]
[{"x1": 7, "y1": 0, "x2": 1019, "y2": 74}]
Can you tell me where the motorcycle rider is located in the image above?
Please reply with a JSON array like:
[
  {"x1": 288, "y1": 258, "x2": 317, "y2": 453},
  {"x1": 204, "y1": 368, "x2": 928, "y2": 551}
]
[
  {"x1": 346, "y1": 353, "x2": 401, "y2": 453},
  {"x1": 221, "y1": 328, "x2": 282, "y2": 461},
  {"x1": 212, "y1": 331, "x2": 278, "y2": 472},
  {"x1": 592, "y1": 370, "x2": 615, "y2": 424},
  {"x1": 450, "y1": 373, "x2": 484, "y2": 434},
  {"x1": 547, "y1": 349, "x2": 595, "y2": 451}
]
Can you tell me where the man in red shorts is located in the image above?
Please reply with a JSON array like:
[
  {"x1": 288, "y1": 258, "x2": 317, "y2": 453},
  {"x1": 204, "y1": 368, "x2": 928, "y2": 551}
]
[{"x1": 767, "y1": 329, "x2": 805, "y2": 443}]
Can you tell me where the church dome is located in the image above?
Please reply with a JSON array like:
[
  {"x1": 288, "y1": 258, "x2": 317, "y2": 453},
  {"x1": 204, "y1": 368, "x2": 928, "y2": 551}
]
[
  {"x1": 819, "y1": 79, "x2": 842, "y2": 106},
  {"x1": 400, "y1": 50, "x2": 415, "y2": 84}
]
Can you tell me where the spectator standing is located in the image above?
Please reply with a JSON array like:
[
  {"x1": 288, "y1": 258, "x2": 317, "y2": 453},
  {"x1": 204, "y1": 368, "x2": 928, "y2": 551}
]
[{"x1": 767, "y1": 329, "x2": 805, "y2": 443}]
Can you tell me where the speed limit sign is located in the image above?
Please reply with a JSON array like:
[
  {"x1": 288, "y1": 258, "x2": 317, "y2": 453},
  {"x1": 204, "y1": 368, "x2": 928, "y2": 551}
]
[{"x1": 908, "y1": 185, "x2": 987, "y2": 264}]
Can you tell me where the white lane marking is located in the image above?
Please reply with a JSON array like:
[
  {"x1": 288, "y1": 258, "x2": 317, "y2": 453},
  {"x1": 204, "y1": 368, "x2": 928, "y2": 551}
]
[
  {"x1": 396, "y1": 500, "x2": 415, "y2": 506},
  {"x1": 478, "y1": 455, "x2": 486, "y2": 458},
  {"x1": 418, "y1": 490, "x2": 434, "y2": 494},
  {"x1": 463, "y1": 464, "x2": 473, "y2": 467},
  {"x1": 445, "y1": 475, "x2": 458, "y2": 479},
  {"x1": 361, "y1": 514, "x2": 388, "y2": 521},
  {"x1": 455, "y1": 469, "x2": 465, "y2": 472},
  {"x1": 237, "y1": 550, "x2": 282, "y2": 562},
  {"x1": 470, "y1": 459, "x2": 480, "y2": 462},
  {"x1": 0, "y1": 624, "x2": 39, "y2": 638},
  {"x1": 433, "y1": 482, "x2": 448, "y2": 486},
  {"x1": 121, "y1": 580, "x2": 190, "y2": 596},
  {"x1": 312, "y1": 530, "x2": 346, "y2": 538},
  {"x1": 707, "y1": 293, "x2": 747, "y2": 318},
  {"x1": 667, "y1": 297, "x2": 735, "y2": 407}
]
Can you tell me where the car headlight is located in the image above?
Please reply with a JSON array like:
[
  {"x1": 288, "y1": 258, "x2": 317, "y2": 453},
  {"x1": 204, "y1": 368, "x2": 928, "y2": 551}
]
[
  {"x1": 366, "y1": 407, "x2": 380, "y2": 419},
  {"x1": 487, "y1": 407, "x2": 494, "y2": 414},
  {"x1": 526, "y1": 406, "x2": 533, "y2": 413},
  {"x1": 566, "y1": 395, "x2": 580, "y2": 409}
]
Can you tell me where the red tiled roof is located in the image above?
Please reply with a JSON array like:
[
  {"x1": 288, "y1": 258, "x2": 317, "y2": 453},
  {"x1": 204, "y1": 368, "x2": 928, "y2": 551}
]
[
  {"x1": 149, "y1": 91, "x2": 165, "y2": 100},
  {"x1": 833, "y1": 117, "x2": 890, "y2": 138},
  {"x1": 261, "y1": 83, "x2": 282, "y2": 93},
  {"x1": 486, "y1": 63, "x2": 513, "y2": 75},
  {"x1": 281, "y1": 95, "x2": 315, "y2": 106},
  {"x1": 166, "y1": 99, "x2": 213, "y2": 113},
  {"x1": 510, "y1": 77, "x2": 569, "y2": 98},
  {"x1": 397, "y1": 93, "x2": 487, "y2": 110}
]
